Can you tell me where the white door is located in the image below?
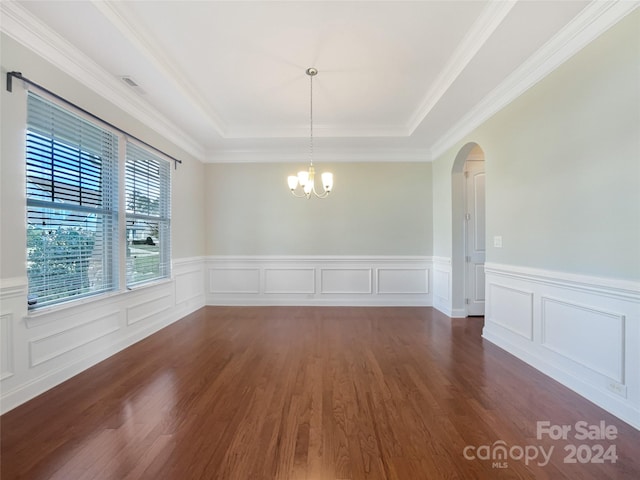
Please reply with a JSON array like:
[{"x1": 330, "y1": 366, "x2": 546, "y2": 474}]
[{"x1": 465, "y1": 163, "x2": 485, "y2": 316}]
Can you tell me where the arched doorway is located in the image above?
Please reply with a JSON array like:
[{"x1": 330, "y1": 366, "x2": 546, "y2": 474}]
[{"x1": 452, "y1": 143, "x2": 485, "y2": 317}]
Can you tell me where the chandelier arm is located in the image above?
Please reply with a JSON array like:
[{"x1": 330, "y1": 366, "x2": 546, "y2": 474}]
[
  {"x1": 289, "y1": 188, "x2": 310, "y2": 199},
  {"x1": 311, "y1": 185, "x2": 330, "y2": 198}
]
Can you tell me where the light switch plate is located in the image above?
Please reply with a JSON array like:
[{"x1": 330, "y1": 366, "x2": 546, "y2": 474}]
[{"x1": 494, "y1": 236, "x2": 503, "y2": 248}]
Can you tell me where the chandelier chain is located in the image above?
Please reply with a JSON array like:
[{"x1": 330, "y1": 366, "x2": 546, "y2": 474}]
[{"x1": 309, "y1": 71, "x2": 313, "y2": 165}]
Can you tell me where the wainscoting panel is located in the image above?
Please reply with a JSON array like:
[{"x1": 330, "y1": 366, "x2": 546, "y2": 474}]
[
  {"x1": 0, "y1": 279, "x2": 27, "y2": 389},
  {"x1": 175, "y1": 267, "x2": 205, "y2": 306},
  {"x1": 321, "y1": 268, "x2": 372, "y2": 295},
  {"x1": 483, "y1": 263, "x2": 640, "y2": 430},
  {"x1": 174, "y1": 258, "x2": 206, "y2": 316},
  {"x1": 209, "y1": 268, "x2": 260, "y2": 294},
  {"x1": 473, "y1": 264, "x2": 486, "y2": 302},
  {"x1": 0, "y1": 257, "x2": 206, "y2": 415},
  {"x1": 29, "y1": 311, "x2": 120, "y2": 367},
  {"x1": 205, "y1": 256, "x2": 432, "y2": 306},
  {"x1": 541, "y1": 297, "x2": 625, "y2": 384},
  {"x1": 487, "y1": 283, "x2": 533, "y2": 340},
  {"x1": 432, "y1": 257, "x2": 452, "y2": 316},
  {"x1": 1, "y1": 313, "x2": 14, "y2": 380},
  {"x1": 126, "y1": 289, "x2": 173, "y2": 326},
  {"x1": 377, "y1": 268, "x2": 429, "y2": 294},
  {"x1": 265, "y1": 268, "x2": 315, "y2": 294}
]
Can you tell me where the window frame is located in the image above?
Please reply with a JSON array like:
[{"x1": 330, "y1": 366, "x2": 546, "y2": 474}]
[
  {"x1": 125, "y1": 140, "x2": 172, "y2": 288},
  {"x1": 25, "y1": 90, "x2": 172, "y2": 311}
]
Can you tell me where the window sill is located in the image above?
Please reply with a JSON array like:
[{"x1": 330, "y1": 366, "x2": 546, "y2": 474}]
[
  {"x1": 125, "y1": 277, "x2": 172, "y2": 292},
  {"x1": 27, "y1": 290, "x2": 121, "y2": 321},
  {"x1": 26, "y1": 277, "x2": 173, "y2": 324}
]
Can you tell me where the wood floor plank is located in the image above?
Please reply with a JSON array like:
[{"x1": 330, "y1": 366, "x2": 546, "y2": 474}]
[{"x1": 2, "y1": 306, "x2": 639, "y2": 479}]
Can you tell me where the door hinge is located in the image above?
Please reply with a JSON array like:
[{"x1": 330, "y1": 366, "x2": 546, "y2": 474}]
[
  {"x1": 466, "y1": 256, "x2": 471, "y2": 263},
  {"x1": 465, "y1": 298, "x2": 470, "y2": 305}
]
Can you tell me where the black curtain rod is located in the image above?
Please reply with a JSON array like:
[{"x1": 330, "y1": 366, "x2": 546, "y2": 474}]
[{"x1": 6, "y1": 71, "x2": 183, "y2": 169}]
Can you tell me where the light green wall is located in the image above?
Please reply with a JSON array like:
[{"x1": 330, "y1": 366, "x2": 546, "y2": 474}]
[
  {"x1": 204, "y1": 162, "x2": 432, "y2": 255},
  {"x1": 431, "y1": 153, "x2": 454, "y2": 259},
  {"x1": 432, "y1": 10, "x2": 640, "y2": 281},
  {"x1": 0, "y1": 34, "x2": 206, "y2": 280}
]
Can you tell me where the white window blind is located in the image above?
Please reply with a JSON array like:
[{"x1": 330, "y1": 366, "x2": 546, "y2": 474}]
[
  {"x1": 125, "y1": 141, "x2": 171, "y2": 286},
  {"x1": 26, "y1": 92, "x2": 119, "y2": 308}
]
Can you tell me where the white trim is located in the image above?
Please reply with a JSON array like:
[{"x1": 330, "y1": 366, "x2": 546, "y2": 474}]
[
  {"x1": 0, "y1": 313, "x2": 15, "y2": 381},
  {"x1": 483, "y1": 327, "x2": 639, "y2": 431},
  {"x1": 224, "y1": 125, "x2": 412, "y2": 140},
  {"x1": 487, "y1": 282, "x2": 534, "y2": 340},
  {"x1": 483, "y1": 263, "x2": 640, "y2": 430},
  {"x1": 4, "y1": 1, "x2": 634, "y2": 165},
  {"x1": 125, "y1": 293, "x2": 173, "y2": 326},
  {"x1": 320, "y1": 268, "x2": 373, "y2": 295},
  {"x1": 205, "y1": 255, "x2": 432, "y2": 307},
  {"x1": 204, "y1": 148, "x2": 431, "y2": 164},
  {"x1": 206, "y1": 255, "x2": 431, "y2": 263},
  {"x1": 0, "y1": 277, "x2": 28, "y2": 300},
  {"x1": 540, "y1": 295, "x2": 626, "y2": 384},
  {"x1": 0, "y1": 256, "x2": 206, "y2": 414},
  {"x1": 377, "y1": 267, "x2": 429, "y2": 295},
  {"x1": 1, "y1": 308, "x2": 181, "y2": 414},
  {"x1": 432, "y1": 256, "x2": 452, "y2": 266},
  {"x1": 0, "y1": 1, "x2": 205, "y2": 162},
  {"x1": 91, "y1": 0, "x2": 227, "y2": 138},
  {"x1": 264, "y1": 268, "x2": 316, "y2": 295},
  {"x1": 172, "y1": 256, "x2": 205, "y2": 268},
  {"x1": 431, "y1": 0, "x2": 639, "y2": 159},
  {"x1": 485, "y1": 262, "x2": 640, "y2": 302},
  {"x1": 450, "y1": 308, "x2": 467, "y2": 318},
  {"x1": 432, "y1": 256, "x2": 454, "y2": 316},
  {"x1": 28, "y1": 311, "x2": 121, "y2": 367},
  {"x1": 406, "y1": 0, "x2": 515, "y2": 134}
]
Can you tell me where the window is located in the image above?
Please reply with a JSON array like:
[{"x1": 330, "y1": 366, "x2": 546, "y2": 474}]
[
  {"x1": 125, "y1": 142, "x2": 171, "y2": 286},
  {"x1": 26, "y1": 91, "x2": 171, "y2": 309},
  {"x1": 26, "y1": 92, "x2": 119, "y2": 308}
]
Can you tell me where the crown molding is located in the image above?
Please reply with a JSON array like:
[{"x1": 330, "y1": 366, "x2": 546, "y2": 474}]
[
  {"x1": 405, "y1": 0, "x2": 516, "y2": 134},
  {"x1": 0, "y1": 1, "x2": 206, "y2": 162},
  {"x1": 224, "y1": 124, "x2": 412, "y2": 139},
  {"x1": 430, "y1": 0, "x2": 639, "y2": 159},
  {"x1": 93, "y1": 1, "x2": 228, "y2": 138},
  {"x1": 5, "y1": 0, "x2": 632, "y2": 165},
  {"x1": 205, "y1": 147, "x2": 431, "y2": 164}
]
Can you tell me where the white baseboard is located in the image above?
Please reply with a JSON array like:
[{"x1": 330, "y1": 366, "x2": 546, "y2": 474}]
[
  {"x1": 483, "y1": 262, "x2": 640, "y2": 430},
  {"x1": 205, "y1": 256, "x2": 433, "y2": 307}
]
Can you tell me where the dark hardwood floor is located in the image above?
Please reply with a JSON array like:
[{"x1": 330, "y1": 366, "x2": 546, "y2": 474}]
[{"x1": 2, "y1": 306, "x2": 639, "y2": 479}]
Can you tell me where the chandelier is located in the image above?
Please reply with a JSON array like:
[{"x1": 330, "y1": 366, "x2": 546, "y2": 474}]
[{"x1": 287, "y1": 67, "x2": 334, "y2": 198}]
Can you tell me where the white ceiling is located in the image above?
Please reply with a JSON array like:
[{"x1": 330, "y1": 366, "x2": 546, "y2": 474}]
[{"x1": 2, "y1": 1, "x2": 634, "y2": 163}]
